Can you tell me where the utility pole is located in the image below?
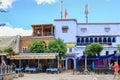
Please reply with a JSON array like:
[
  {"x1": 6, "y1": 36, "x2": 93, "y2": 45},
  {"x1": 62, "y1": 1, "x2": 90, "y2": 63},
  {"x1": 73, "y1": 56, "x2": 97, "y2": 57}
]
[
  {"x1": 85, "y1": 4, "x2": 88, "y2": 23},
  {"x1": 60, "y1": 0, "x2": 63, "y2": 19}
]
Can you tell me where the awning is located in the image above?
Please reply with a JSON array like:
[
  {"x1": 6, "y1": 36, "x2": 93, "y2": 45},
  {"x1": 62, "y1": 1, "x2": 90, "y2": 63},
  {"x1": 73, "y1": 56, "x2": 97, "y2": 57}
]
[
  {"x1": 78, "y1": 53, "x2": 115, "y2": 60},
  {"x1": 9, "y1": 53, "x2": 58, "y2": 60},
  {"x1": 0, "y1": 53, "x2": 8, "y2": 56},
  {"x1": 95, "y1": 53, "x2": 114, "y2": 59},
  {"x1": 78, "y1": 57, "x2": 99, "y2": 60},
  {"x1": 115, "y1": 52, "x2": 120, "y2": 57}
]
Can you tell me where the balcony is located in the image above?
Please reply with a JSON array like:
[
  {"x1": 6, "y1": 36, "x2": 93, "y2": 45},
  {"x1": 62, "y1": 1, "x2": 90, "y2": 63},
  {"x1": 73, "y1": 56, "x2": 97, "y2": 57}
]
[{"x1": 76, "y1": 42, "x2": 112, "y2": 46}]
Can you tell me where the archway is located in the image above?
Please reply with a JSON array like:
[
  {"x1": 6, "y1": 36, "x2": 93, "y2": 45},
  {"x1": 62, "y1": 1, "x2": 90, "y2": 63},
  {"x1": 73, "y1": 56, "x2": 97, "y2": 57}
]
[
  {"x1": 103, "y1": 37, "x2": 106, "y2": 43},
  {"x1": 77, "y1": 38, "x2": 80, "y2": 45},
  {"x1": 94, "y1": 37, "x2": 98, "y2": 42},
  {"x1": 90, "y1": 37, "x2": 93, "y2": 43},
  {"x1": 65, "y1": 57, "x2": 76, "y2": 70},
  {"x1": 99, "y1": 37, "x2": 102, "y2": 43}
]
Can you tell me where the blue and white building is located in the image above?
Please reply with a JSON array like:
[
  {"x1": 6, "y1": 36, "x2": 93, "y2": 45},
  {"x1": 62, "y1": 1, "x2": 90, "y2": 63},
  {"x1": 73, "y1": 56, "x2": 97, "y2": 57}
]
[{"x1": 54, "y1": 19, "x2": 120, "y2": 70}]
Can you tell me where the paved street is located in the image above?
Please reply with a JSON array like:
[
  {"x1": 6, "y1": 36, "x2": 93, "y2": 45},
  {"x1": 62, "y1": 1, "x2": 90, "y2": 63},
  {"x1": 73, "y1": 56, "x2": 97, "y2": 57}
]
[{"x1": 13, "y1": 71, "x2": 119, "y2": 80}]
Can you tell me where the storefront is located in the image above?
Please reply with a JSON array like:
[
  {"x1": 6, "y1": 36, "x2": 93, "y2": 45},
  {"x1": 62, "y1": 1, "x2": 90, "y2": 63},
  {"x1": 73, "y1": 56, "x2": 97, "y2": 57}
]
[{"x1": 8, "y1": 53, "x2": 59, "y2": 72}]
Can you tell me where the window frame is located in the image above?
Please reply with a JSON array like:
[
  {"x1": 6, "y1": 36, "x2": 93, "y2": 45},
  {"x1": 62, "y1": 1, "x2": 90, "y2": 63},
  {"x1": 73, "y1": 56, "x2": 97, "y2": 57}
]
[{"x1": 62, "y1": 26, "x2": 69, "y2": 33}]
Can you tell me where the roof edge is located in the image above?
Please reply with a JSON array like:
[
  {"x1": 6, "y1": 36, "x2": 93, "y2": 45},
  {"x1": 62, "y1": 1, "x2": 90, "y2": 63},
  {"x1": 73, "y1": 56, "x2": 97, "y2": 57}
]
[
  {"x1": 31, "y1": 23, "x2": 53, "y2": 27},
  {"x1": 77, "y1": 22, "x2": 120, "y2": 25},
  {"x1": 54, "y1": 18, "x2": 77, "y2": 22}
]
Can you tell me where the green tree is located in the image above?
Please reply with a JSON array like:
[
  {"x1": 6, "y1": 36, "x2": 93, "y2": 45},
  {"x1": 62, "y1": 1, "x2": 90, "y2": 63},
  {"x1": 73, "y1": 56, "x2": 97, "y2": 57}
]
[
  {"x1": 85, "y1": 43, "x2": 103, "y2": 56},
  {"x1": 4, "y1": 47, "x2": 16, "y2": 56},
  {"x1": 117, "y1": 44, "x2": 120, "y2": 52},
  {"x1": 28, "y1": 40, "x2": 46, "y2": 53},
  {"x1": 48, "y1": 38, "x2": 67, "y2": 59}
]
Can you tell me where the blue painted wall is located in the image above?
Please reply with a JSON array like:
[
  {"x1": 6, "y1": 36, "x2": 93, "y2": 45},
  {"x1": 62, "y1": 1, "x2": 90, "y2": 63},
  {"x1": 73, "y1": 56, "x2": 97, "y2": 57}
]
[
  {"x1": 54, "y1": 19, "x2": 120, "y2": 56},
  {"x1": 54, "y1": 19, "x2": 77, "y2": 43},
  {"x1": 77, "y1": 23, "x2": 120, "y2": 35},
  {"x1": 54, "y1": 19, "x2": 120, "y2": 70}
]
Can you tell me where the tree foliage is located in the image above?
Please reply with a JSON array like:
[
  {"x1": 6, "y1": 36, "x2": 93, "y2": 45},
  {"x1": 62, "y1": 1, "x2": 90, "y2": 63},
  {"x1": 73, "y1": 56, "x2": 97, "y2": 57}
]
[
  {"x1": 4, "y1": 47, "x2": 16, "y2": 55},
  {"x1": 48, "y1": 38, "x2": 67, "y2": 59},
  {"x1": 0, "y1": 50, "x2": 3, "y2": 53},
  {"x1": 28, "y1": 40, "x2": 46, "y2": 53},
  {"x1": 85, "y1": 43, "x2": 103, "y2": 56},
  {"x1": 117, "y1": 44, "x2": 120, "y2": 52}
]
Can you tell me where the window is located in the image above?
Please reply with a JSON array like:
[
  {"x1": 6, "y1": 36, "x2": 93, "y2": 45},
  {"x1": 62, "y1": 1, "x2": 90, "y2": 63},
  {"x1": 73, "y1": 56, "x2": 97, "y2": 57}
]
[
  {"x1": 94, "y1": 38, "x2": 98, "y2": 42},
  {"x1": 62, "y1": 26, "x2": 68, "y2": 33},
  {"x1": 22, "y1": 47, "x2": 28, "y2": 53},
  {"x1": 90, "y1": 38, "x2": 93, "y2": 43},
  {"x1": 103, "y1": 37, "x2": 106, "y2": 42},
  {"x1": 81, "y1": 28, "x2": 87, "y2": 33},
  {"x1": 104, "y1": 27, "x2": 110, "y2": 32},
  {"x1": 106, "y1": 51, "x2": 109, "y2": 55},
  {"x1": 77, "y1": 38, "x2": 80, "y2": 45},
  {"x1": 108, "y1": 37, "x2": 111, "y2": 42},
  {"x1": 44, "y1": 27, "x2": 51, "y2": 36},
  {"x1": 99, "y1": 38, "x2": 102, "y2": 43},
  {"x1": 81, "y1": 37, "x2": 84, "y2": 42},
  {"x1": 112, "y1": 37, "x2": 116, "y2": 42},
  {"x1": 69, "y1": 48, "x2": 72, "y2": 53},
  {"x1": 85, "y1": 38, "x2": 89, "y2": 43}
]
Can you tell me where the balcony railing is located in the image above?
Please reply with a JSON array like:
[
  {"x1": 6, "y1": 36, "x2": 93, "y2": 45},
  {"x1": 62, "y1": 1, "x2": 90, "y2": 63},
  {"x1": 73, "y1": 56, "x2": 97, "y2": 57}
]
[
  {"x1": 33, "y1": 33, "x2": 54, "y2": 37},
  {"x1": 76, "y1": 42, "x2": 112, "y2": 46}
]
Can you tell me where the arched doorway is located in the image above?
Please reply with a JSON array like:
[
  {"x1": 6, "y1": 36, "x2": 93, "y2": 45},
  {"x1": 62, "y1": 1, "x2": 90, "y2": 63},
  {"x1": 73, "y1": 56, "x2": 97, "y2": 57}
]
[
  {"x1": 65, "y1": 57, "x2": 76, "y2": 70},
  {"x1": 90, "y1": 37, "x2": 93, "y2": 43},
  {"x1": 68, "y1": 59, "x2": 74, "y2": 70}
]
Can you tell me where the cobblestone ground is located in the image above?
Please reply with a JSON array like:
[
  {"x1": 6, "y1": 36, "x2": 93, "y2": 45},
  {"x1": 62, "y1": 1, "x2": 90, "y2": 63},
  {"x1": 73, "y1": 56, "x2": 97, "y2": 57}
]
[{"x1": 13, "y1": 71, "x2": 119, "y2": 80}]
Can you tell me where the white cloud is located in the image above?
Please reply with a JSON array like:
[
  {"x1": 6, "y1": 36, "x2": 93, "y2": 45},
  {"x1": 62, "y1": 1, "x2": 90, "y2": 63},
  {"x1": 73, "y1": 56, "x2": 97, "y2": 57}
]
[
  {"x1": 0, "y1": 0, "x2": 16, "y2": 9},
  {"x1": 0, "y1": 26, "x2": 32, "y2": 36},
  {"x1": 35, "y1": 0, "x2": 57, "y2": 5}
]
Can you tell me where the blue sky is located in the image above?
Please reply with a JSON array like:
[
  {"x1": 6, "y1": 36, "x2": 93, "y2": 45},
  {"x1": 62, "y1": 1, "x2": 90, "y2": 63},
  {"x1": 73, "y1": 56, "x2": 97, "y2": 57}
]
[{"x1": 0, "y1": 0, "x2": 120, "y2": 36}]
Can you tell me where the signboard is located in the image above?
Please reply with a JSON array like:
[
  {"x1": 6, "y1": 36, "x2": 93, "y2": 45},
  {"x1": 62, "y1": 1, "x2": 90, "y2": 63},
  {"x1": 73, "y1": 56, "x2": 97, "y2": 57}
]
[
  {"x1": 66, "y1": 43, "x2": 75, "y2": 47},
  {"x1": 9, "y1": 55, "x2": 56, "y2": 60}
]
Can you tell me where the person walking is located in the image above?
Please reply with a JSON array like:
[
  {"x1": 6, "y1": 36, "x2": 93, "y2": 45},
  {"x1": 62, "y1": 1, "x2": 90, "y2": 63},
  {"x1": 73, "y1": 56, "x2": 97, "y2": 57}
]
[{"x1": 113, "y1": 61, "x2": 120, "y2": 79}]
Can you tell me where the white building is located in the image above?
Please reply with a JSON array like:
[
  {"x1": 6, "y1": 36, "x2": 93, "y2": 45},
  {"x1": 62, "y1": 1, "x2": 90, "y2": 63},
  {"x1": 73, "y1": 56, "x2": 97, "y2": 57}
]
[{"x1": 54, "y1": 19, "x2": 120, "y2": 70}]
